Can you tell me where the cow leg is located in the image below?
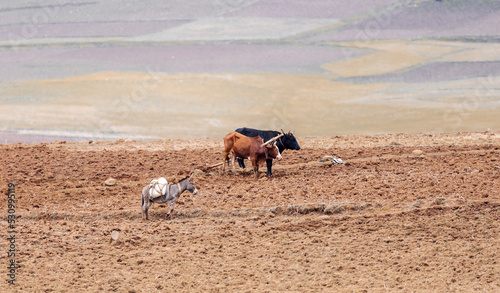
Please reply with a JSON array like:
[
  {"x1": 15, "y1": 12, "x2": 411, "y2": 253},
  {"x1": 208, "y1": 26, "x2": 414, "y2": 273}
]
[
  {"x1": 222, "y1": 151, "x2": 229, "y2": 173},
  {"x1": 251, "y1": 159, "x2": 259, "y2": 178},
  {"x1": 266, "y1": 158, "x2": 273, "y2": 176},
  {"x1": 238, "y1": 157, "x2": 246, "y2": 169},
  {"x1": 230, "y1": 152, "x2": 236, "y2": 173}
]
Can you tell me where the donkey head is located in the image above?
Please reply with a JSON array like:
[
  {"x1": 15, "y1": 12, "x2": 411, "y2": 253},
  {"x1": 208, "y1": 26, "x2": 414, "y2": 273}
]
[{"x1": 186, "y1": 178, "x2": 198, "y2": 195}]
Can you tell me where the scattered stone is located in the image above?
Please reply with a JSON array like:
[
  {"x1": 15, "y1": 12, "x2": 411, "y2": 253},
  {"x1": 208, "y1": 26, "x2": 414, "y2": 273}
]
[
  {"x1": 434, "y1": 197, "x2": 445, "y2": 205},
  {"x1": 412, "y1": 149, "x2": 425, "y2": 156},
  {"x1": 332, "y1": 157, "x2": 344, "y2": 165},
  {"x1": 190, "y1": 169, "x2": 206, "y2": 178},
  {"x1": 390, "y1": 141, "x2": 401, "y2": 146},
  {"x1": 267, "y1": 206, "x2": 282, "y2": 215},
  {"x1": 88, "y1": 140, "x2": 93, "y2": 144},
  {"x1": 411, "y1": 199, "x2": 423, "y2": 209},
  {"x1": 108, "y1": 230, "x2": 120, "y2": 244},
  {"x1": 319, "y1": 155, "x2": 334, "y2": 162},
  {"x1": 319, "y1": 155, "x2": 344, "y2": 164},
  {"x1": 111, "y1": 230, "x2": 120, "y2": 240},
  {"x1": 105, "y1": 178, "x2": 117, "y2": 186}
]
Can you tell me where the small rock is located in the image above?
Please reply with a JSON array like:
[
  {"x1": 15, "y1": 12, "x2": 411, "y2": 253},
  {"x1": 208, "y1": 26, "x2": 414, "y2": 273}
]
[
  {"x1": 412, "y1": 199, "x2": 423, "y2": 209},
  {"x1": 111, "y1": 230, "x2": 120, "y2": 241},
  {"x1": 332, "y1": 157, "x2": 344, "y2": 164},
  {"x1": 319, "y1": 155, "x2": 334, "y2": 162},
  {"x1": 390, "y1": 141, "x2": 401, "y2": 146},
  {"x1": 105, "y1": 178, "x2": 117, "y2": 186},
  {"x1": 190, "y1": 169, "x2": 205, "y2": 178},
  {"x1": 412, "y1": 150, "x2": 425, "y2": 156},
  {"x1": 434, "y1": 197, "x2": 445, "y2": 205},
  {"x1": 108, "y1": 230, "x2": 120, "y2": 244}
]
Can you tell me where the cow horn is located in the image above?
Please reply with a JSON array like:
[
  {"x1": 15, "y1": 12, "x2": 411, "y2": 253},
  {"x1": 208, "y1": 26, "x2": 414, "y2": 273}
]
[{"x1": 261, "y1": 134, "x2": 284, "y2": 147}]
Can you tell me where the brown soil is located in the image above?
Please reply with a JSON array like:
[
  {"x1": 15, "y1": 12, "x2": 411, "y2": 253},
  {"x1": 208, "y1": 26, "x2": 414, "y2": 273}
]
[{"x1": 1, "y1": 132, "x2": 499, "y2": 292}]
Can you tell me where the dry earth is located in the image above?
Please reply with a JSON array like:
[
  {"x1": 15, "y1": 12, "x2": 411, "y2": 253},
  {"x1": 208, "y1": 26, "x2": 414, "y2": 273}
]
[{"x1": 1, "y1": 131, "x2": 499, "y2": 292}]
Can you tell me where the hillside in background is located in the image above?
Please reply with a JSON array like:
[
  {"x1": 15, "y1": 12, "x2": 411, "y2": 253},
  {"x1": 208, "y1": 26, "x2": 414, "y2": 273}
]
[{"x1": 1, "y1": 0, "x2": 499, "y2": 142}]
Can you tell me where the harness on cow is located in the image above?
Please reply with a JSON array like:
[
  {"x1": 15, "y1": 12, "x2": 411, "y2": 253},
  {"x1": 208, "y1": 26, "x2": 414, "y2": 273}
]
[
  {"x1": 277, "y1": 136, "x2": 284, "y2": 152},
  {"x1": 149, "y1": 177, "x2": 168, "y2": 199}
]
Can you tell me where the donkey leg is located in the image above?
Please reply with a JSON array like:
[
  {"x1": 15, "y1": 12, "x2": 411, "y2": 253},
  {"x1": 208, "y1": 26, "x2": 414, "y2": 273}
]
[
  {"x1": 141, "y1": 194, "x2": 147, "y2": 220},
  {"x1": 167, "y1": 202, "x2": 175, "y2": 220},
  {"x1": 142, "y1": 199, "x2": 152, "y2": 220},
  {"x1": 142, "y1": 189, "x2": 154, "y2": 220},
  {"x1": 142, "y1": 204, "x2": 148, "y2": 220}
]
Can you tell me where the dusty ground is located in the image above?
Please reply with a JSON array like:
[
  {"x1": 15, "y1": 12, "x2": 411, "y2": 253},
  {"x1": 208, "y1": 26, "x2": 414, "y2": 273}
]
[{"x1": 1, "y1": 131, "x2": 499, "y2": 292}]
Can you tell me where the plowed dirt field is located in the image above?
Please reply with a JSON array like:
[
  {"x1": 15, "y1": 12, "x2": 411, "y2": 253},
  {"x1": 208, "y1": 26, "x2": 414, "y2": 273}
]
[{"x1": 1, "y1": 132, "x2": 499, "y2": 292}]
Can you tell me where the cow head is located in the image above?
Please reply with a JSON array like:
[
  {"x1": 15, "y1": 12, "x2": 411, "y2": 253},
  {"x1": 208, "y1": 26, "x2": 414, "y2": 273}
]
[
  {"x1": 281, "y1": 130, "x2": 301, "y2": 150},
  {"x1": 266, "y1": 143, "x2": 282, "y2": 160},
  {"x1": 262, "y1": 134, "x2": 283, "y2": 161}
]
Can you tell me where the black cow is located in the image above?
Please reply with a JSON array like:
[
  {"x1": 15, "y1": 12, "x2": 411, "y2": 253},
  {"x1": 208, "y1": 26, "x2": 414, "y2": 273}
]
[{"x1": 235, "y1": 127, "x2": 301, "y2": 176}]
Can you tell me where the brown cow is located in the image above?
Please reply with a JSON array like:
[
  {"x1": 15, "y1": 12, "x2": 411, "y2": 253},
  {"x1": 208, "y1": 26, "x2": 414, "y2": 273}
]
[{"x1": 223, "y1": 132, "x2": 283, "y2": 178}]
